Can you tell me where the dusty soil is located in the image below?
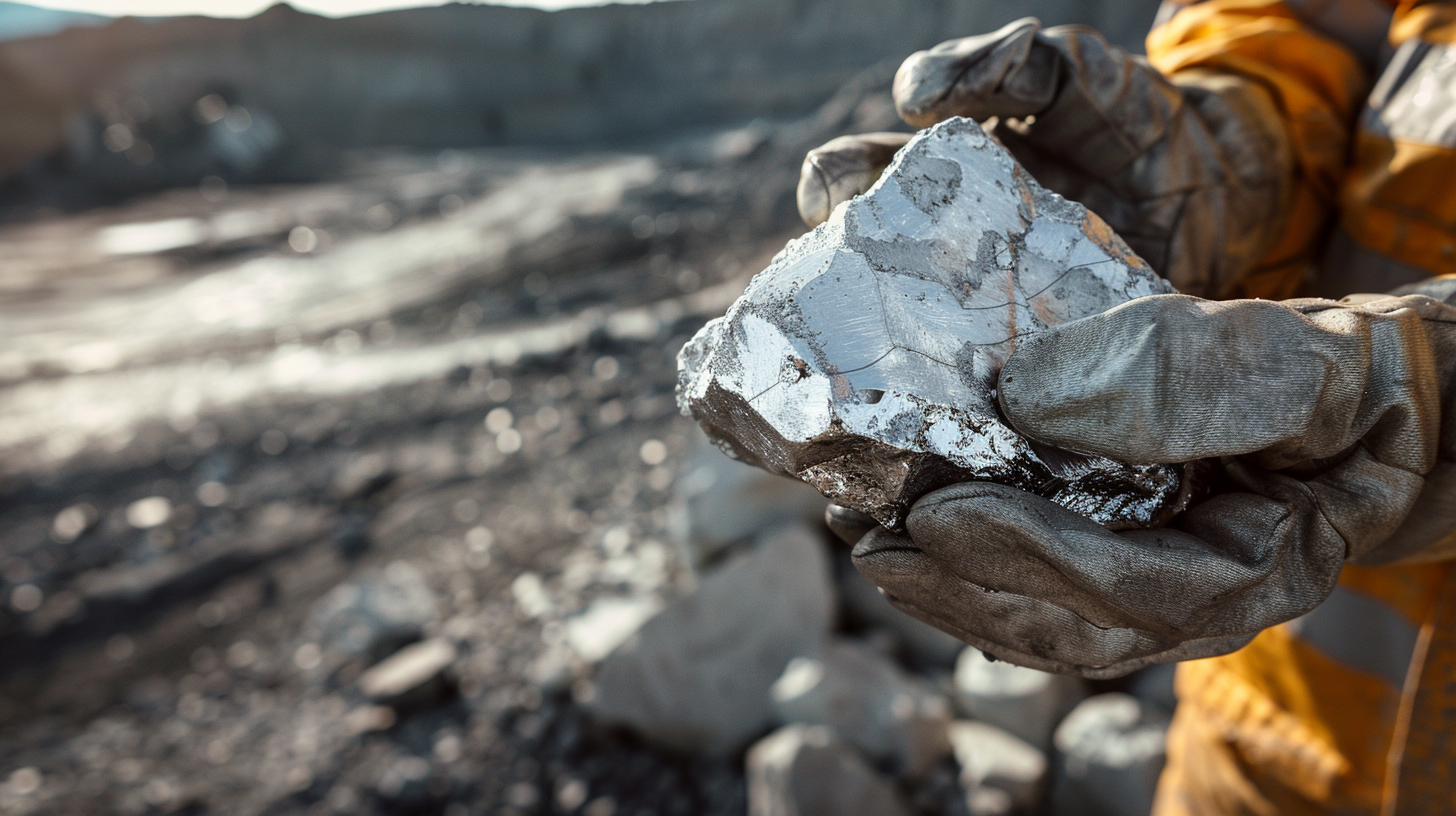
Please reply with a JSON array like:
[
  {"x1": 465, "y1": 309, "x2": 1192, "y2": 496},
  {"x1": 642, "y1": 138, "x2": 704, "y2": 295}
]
[
  {"x1": 0, "y1": 140, "x2": 798, "y2": 816},
  {"x1": 0, "y1": 60, "x2": 930, "y2": 816}
]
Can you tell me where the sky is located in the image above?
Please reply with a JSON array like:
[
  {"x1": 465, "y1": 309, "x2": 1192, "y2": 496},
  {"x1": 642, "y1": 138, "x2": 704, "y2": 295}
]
[{"x1": 17, "y1": 0, "x2": 656, "y2": 17}]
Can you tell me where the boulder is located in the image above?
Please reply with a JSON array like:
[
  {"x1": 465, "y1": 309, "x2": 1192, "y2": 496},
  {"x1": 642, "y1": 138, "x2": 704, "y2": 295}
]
[
  {"x1": 747, "y1": 725, "x2": 912, "y2": 816},
  {"x1": 589, "y1": 523, "x2": 835, "y2": 754},
  {"x1": 953, "y1": 647, "x2": 1085, "y2": 752},
  {"x1": 677, "y1": 117, "x2": 1183, "y2": 530},
  {"x1": 948, "y1": 720, "x2": 1047, "y2": 813},
  {"x1": 1051, "y1": 693, "x2": 1170, "y2": 816},
  {"x1": 770, "y1": 638, "x2": 952, "y2": 778}
]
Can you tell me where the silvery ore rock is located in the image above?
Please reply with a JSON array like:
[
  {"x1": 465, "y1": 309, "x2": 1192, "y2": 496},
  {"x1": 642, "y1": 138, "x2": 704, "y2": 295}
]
[{"x1": 677, "y1": 117, "x2": 1183, "y2": 529}]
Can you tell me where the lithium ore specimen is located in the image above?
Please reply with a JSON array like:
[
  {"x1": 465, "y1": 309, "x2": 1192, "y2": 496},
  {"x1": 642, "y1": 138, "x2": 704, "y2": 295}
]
[{"x1": 677, "y1": 117, "x2": 1184, "y2": 529}]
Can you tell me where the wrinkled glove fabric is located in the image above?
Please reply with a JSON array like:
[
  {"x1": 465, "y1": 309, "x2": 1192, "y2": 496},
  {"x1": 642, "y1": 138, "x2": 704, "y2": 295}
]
[
  {"x1": 797, "y1": 17, "x2": 1295, "y2": 298},
  {"x1": 849, "y1": 288, "x2": 1456, "y2": 678}
]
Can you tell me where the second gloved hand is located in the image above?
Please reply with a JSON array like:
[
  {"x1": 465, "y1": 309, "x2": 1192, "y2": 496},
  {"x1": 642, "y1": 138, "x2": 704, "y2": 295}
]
[
  {"x1": 845, "y1": 288, "x2": 1456, "y2": 678},
  {"x1": 798, "y1": 17, "x2": 1295, "y2": 298}
]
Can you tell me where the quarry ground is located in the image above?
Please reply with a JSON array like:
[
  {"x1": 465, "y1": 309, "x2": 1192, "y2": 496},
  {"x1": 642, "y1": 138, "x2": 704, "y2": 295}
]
[{"x1": 0, "y1": 113, "x2": 848, "y2": 815}]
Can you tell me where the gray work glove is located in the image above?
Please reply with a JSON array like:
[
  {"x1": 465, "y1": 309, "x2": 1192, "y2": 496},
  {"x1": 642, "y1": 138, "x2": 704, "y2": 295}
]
[
  {"x1": 797, "y1": 18, "x2": 1293, "y2": 298},
  {"x1": 836, "y1": 286, "x2": 1456, "y2": 678},
  {"x1": 796, "y1": 132, "x2": 912, "y2": 228}
]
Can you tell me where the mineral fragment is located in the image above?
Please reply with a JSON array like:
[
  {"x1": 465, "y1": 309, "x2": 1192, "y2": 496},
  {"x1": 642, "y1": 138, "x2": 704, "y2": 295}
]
[{"x1": 677, "y1": 116, "x2": 1183, "y2": 529}]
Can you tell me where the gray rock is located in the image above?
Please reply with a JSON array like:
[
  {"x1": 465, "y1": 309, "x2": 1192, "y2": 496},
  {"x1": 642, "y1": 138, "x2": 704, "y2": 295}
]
[
  {"x1": 589, "y1": 523, "x2": 835, "y2": 754},
  {"x1": 677, "y1": 116, "x2": 1183, "y2": 530},
  {"x1": 953, "y1": 647, "x2": 1086, "y2": 752},
  {"x1": 669, "y1": 429, "x2": 827, "y2": 569},
  {"x1": 1127, "y1": 664, "x2": 1178, "y2": 715},
  {"x1": 1051, "y1": 694, "x2": 1170, "y2": 816},
  {"x1": 747, "y1": 725, "x2": 913, "y2": 816},
  {"x1": 948, "y1": 721, "x2": 1047, "y2": 813},
  {"x1": 769, "y1": 638, "x2": 952, "y2": 779},
  {"x1": 357, "y1": 638, "x2": 456, "y2": 705}
]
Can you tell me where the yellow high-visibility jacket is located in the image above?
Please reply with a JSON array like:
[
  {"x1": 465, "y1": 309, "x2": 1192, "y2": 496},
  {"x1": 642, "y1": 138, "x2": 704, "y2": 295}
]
[{"x1": 1146, "y1": 1, "x2": 1456, "y2": 813}]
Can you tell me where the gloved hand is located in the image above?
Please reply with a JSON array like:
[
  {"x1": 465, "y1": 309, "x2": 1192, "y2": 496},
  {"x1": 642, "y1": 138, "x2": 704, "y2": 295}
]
[
  {"x1": 796, "y1": 132, "x2": 912, "y2": 229},
  {"x1": 797, "y1": 18, "x2": 1294, "y2": 298},
  {"x1": 835, "y1": 286, "x2": 1456, "y2": 678}
]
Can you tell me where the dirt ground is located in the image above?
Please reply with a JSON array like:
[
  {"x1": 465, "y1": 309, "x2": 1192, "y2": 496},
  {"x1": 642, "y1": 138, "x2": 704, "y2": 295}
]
[{"x1": 0, "y1": 128, "x2": 830, "y2": 816}]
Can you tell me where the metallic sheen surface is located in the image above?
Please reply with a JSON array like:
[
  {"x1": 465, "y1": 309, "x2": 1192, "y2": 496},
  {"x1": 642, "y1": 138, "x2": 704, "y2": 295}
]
[{"x1": 678, "y1": 117, "x2": 1183, "y2": 529}]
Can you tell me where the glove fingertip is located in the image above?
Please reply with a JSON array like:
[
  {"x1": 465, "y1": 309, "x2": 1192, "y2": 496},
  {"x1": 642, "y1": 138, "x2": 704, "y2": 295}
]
[
  {"x1": 892, "y1": 54, "x2": 943, "y2": 128},
  {"x1": 997, "y1": 330, "x2": 1067, "y2": 431},
  {"x1": 824, "y1": 503, "x2": 877, "y2": 545},
  {"x1": 795, "y1": 157, "x2": 832, "y2": 228}
]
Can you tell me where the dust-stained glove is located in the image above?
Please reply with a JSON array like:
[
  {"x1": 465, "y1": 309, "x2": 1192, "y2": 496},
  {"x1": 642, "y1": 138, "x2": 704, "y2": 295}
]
[
  {"x1": 798, "y1": 18, "x2": 1295, "y2": 297},
  {"x1": 796, "y1": 132, "x2": 912, "y2": 228},
  {"x1": 844, "y1": 287, "x2": 1456, "y2": 678}
]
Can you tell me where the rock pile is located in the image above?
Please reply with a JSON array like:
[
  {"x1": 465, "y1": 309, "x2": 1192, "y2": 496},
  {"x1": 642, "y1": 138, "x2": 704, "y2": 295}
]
[
  {"x1": 581, "y1": 446, "x2": 1176, "y2": 815},
  {"x1": 588, "y1": 523, "x2": 835, "y2": 754}
]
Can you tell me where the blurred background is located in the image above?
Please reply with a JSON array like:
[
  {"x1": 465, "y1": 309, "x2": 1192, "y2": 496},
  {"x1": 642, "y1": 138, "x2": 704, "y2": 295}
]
[{"x1": 0, "y1": 1, "x2": 1172, "y2": 815}]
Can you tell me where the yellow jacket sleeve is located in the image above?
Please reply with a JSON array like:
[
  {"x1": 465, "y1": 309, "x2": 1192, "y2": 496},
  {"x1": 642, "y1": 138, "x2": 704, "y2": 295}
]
[{"x1": 1146, "y1": 0, "x2": 1371, "y2": 298}]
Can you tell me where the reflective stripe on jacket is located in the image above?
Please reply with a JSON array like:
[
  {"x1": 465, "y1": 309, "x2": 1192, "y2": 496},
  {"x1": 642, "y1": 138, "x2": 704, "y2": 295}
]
[{"x1": 1144, "y1": 1, "x2": 1456, "y2": 813}]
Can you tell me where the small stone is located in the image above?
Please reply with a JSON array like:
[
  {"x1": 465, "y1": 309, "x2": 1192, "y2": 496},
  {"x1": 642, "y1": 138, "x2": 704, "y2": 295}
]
[
  {"x1": 126, "y1": 496, "x2": 172, "y2": 529},
  {"x1": 358, "y1": 638, "x2": 456, "y2": 704},
  {"x1": 747, "y1": 725, "x2": 912, "y2": 816},
  {"x1": 346, "y1": 705, "x2": 397, "y2": 734},
  {"x1": 948, "y1": 721, "x2": 1047, "y2": 812},
  {"x1": 8, "y1": 767, "x2": 42, "y2": 796},
  {"x1": 308, "y1": 562, "x2": 438, "y2": 661},
  {"x1": 964, "y1": 785, "x2": 1015, "y2": 816},
  {"x1": 564, "y1": 596, "x2": 662, "y2": 663},
  {"x1": 1050, "y1": 694, "x2": 1170, "y2": 816},
  {"x1": 770, "y1": 639, "x2": 951, "y2": 778},
  {"x1": 589, "y1": 523, "x2": 835, "y2": 754},
  {"x1": 953, "y1": 647, "x2": 1085, "y2": 752},
  {"x1": 677, "y1": 117, "x2": 1183, "y2": 530}
]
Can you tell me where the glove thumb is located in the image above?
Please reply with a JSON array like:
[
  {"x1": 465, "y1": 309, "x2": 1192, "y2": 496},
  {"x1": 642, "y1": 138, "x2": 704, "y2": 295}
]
[
  {"x1": 895, "y1": 18, "x2": 1053, "y2": 128},
  {"x1": 996, "y1": 295, "x2": 1354, "y2": 463}
]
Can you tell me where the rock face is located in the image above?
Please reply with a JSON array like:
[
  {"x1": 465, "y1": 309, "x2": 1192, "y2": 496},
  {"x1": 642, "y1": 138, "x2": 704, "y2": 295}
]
[
  {"x1": 747, "y1": 725, "x2": 913, "y2": 816},
  {"x1": 677, "y1": 117, "x2": 1183, "y2": 529},
  {"x1": 769, "y1": 639, "x2": 952, "y2": 778},
  {"x1": 589, "y1": 523, "x2": 835, "y2": 754},
  {"x1": 954, "y1": 647, "x2": 1086, "y2": 752}
]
